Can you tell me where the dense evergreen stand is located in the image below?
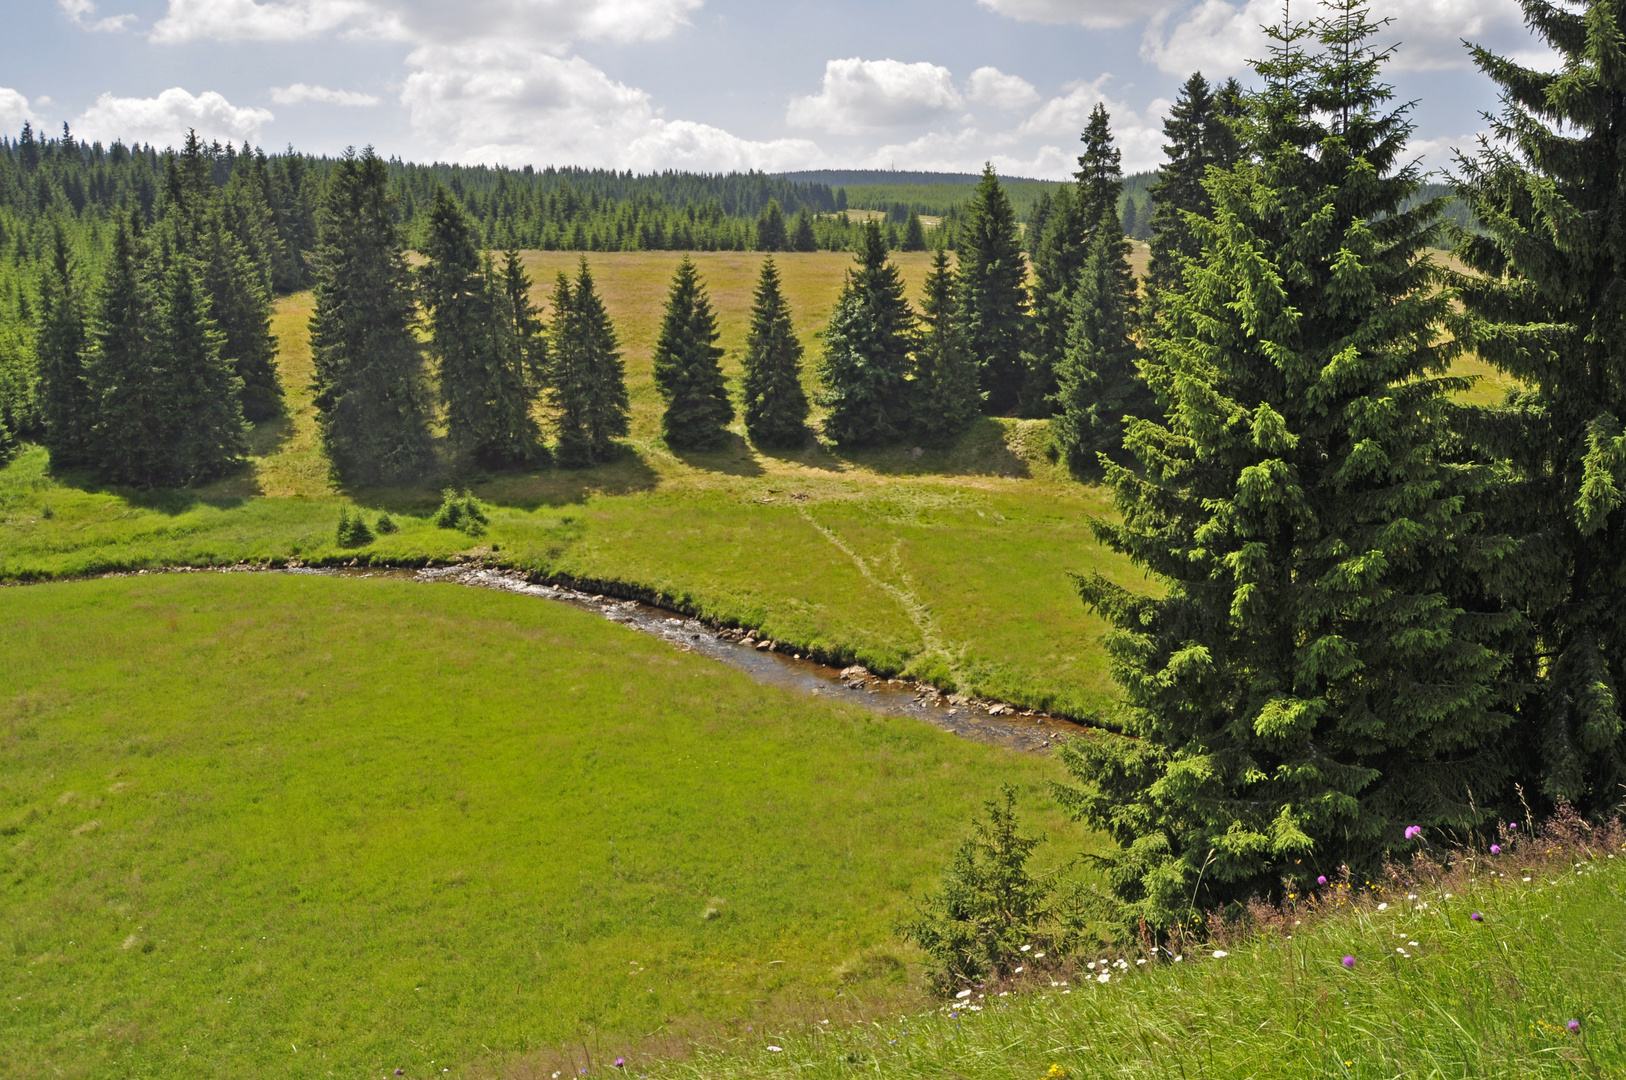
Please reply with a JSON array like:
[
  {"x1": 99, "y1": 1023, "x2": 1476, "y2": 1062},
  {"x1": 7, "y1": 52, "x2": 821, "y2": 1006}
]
[
  {"x1": 957, "y1": 164, "x2": 1029, "y2": 414},
  {"x1": 1452, "y1": 0, "x2": 1626, "y2": 816},
  {"x1": 548, "y1": 258, "x2": 629, "y2": 466},
  {"x1": 911, "y1": 247, "x2": 981, "y2": 446},
  {"x1": 1056, "y1": 1, "x2": 1516, "y2": 926}
]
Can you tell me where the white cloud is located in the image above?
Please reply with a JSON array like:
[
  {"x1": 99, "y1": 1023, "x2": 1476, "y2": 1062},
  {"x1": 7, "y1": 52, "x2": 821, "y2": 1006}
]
[
  {"x1": 1019, "y1": 78, "x2": 1170, "y2": 172},
  {"x1": 72, "y1": 88, "x2": 274, "y2": 147},
  {"x1": 976, "y1": 0, "x2": 1152, "y2": 29},
  {"x1": 1406, "y1": 130, "x2": 1487, "y2": 174},
  {"x1": 401, "y1": 43, "x2": 820, "y2": 171},
  {"x1": 59, "y1": 0, "x2": 136, "y2": 32},
  {"x1": 271, "y1": 83, "x2": 381, "y2": 106},
  {"x1": 1142, "y1": 0, "x2": 1529, "y2": 76},
  {"x1": 149, "y1": 0, "x2": 699, "y2": 45},
  {"x1": 0, "y1": 89, "x2": 42, "y2": 137},
  {"x1": 966, "y1": 67, "x2": 1039, "y2": 111},
  {"x1": 787, "y1": 58, "x2": 964, "y2": 134}
]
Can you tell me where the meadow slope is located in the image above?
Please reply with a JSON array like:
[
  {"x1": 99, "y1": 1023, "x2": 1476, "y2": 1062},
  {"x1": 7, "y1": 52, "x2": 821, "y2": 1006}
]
[{"x1": 0, "y1": 572, "x2": 1098, "y2": 1079}]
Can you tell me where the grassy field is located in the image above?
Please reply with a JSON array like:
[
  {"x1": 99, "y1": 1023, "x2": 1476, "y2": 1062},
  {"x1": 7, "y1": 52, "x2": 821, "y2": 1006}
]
[
  {"x1": 0, "y1": 572, "x2": 1098, "y2": 1079},
  {"x1": 652, "y1": 845, "x2": 1626, "y2": 1080}
]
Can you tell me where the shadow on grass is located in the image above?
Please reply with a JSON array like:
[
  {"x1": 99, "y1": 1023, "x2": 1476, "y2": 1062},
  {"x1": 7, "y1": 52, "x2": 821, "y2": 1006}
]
[
  {"x1": 798, "y1": 418, "x2": 1048, "y2": 480},
  {"x1": 668, "y1": 432, "x2": 765, "y2": 477},
  {"x1": 458, "y1": 443, "x2": 662, "y2": 512}
]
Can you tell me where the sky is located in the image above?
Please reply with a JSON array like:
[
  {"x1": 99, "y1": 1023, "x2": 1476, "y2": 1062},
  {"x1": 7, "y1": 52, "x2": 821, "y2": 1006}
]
[{"x1": 1, "y1": 0, "x2": 1550, "y2": 179}]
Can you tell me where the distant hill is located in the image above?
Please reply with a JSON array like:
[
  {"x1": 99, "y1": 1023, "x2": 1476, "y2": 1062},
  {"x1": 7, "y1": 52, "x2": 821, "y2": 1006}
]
[{"x1": 778, "y1": 169, "x2": 1047, "y2": 186}]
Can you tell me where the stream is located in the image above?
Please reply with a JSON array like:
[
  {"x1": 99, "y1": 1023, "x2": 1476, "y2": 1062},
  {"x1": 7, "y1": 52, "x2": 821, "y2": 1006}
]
[{"x1": 310, "y1": 564, "x2": 1087, "y2": 754}]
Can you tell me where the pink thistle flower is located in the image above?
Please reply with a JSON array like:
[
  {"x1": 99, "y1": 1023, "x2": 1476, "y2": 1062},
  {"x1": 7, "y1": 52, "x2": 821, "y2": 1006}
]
[
  {"x1": 1342, "y1": 955, "x2": 1355, "y2": 968},
  {"x1": 1568, "y1": 1020, "x2": 1581, "y2": 1033},
  {"x1": 1470, "y1": 912, "x2": 1483, "y2": 922},
  {"x1": 1490, "y1": 844, "x2": 1501, "y2": 854},
  {"x1": 1405, "y1": 825, "x2": 1422, "y2": 840},
  {"x1": 1317, "y1": 875, "x2": 1328, "y2": 886},
  {"x1": 614, "y1": 1059, "x2": 626, "y2": 1069}
]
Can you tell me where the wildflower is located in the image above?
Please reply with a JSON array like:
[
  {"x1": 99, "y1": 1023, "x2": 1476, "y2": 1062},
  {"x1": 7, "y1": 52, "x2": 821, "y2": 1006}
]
[
  {"x1": 767, "y1": 1046, "x2": 783, "y2": 1052},
  {"x1": 1405, "y1": 825, "x2": 1422, "y2": 840},
  {"x1": 1470, "y1": 912, "x2": 1483, "y2": 922},
  {"x1": 1174, "y1": 955, "x2": 1183, "y2": 962},
  {"x1": 1523, "y1": 876, "x2": 1531, "y2": 882},
  {"x1": 1509, "y1": 822, "x2": 1518, "y2": 830},
  {"x1": 1568, "y1": 1020, "x2": 1581, "y2": 1033},
  {"x1": 614, "y1": 1059, "x2": 626, "y2": 1069},
  {"x1": 1014, "y1": 966, "x2": 1024, "y2": 974},
  {"x1": 1490, "y1": 844, "x2": 1501, "y2": 854},
  {"x1": 1318, "y1": 875, "x2": 1328, "y2": 886},
  {"x1": 1096, "y1": 972, "x2": 1109, "y2": 983},
  {"x1": 1021, "y1": 945, "x2": 1032, "y2": 952},
  {"x1": 1086, "y1": 961, "x2": 1096, "y2": 969},
  {"x1": 1136, "y1": 958, "x2": 1146, "y2": 965},
  {"x1": 1377, "y1": 903, "x2": 1388, "y2": 911},
  {"x1": 1409, "y1": 941, "x2": 1418, "y2": 946},
  {"x1": 1407, "y1": 893, "x2": 1417, "y2": 900},
  {"x1": 1212, "y1": 950, "x2": 1228, "y2": 959},
  {"x1": 1342, "y1": 955, "x2": 1356, "y2": 968},
  {"x1": 956, "y1": 989, "x2": 973, "y2": 999},
  {"x1": 1034, "y1": 952, "x2": 1045, "y2": 958}
]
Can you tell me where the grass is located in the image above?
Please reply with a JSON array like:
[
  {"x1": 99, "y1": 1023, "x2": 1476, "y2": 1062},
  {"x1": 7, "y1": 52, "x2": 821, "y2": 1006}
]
[
  {"x1": 0, "y1": 572, "x2": 1098, "y2": 1079},
  {"x1": 647, "y1": 842, "x2": 1626, "y2": 1080}
]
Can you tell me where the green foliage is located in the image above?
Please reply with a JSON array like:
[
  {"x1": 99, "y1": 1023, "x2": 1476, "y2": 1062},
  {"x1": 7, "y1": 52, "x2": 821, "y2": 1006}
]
[
  {"x1": 817, "y1": 222, "x2": 916, "y2": 446},
  {"x1": 200, "y1": 208, "x2": 281, "y2": 422},
  {"x1": 897, "y1": 786, "x2": 1052, "y2": 990},
  {"x1": 374, "y1": 511, "x2": 399, "y2": 534},
  {"x1": 789, "y1": 208, "x2": 818, "y2": 253},
  {"x1": 484, "y1": 249, "x2": 547, "y2": 467},
  {"x1": 1451, "y1": 0, "x2": 1626, "y2": 816},
  {"x1": 756, "y1": 198, "x2": 789, "y2": 252},
  {"x1": 335, "y1": 504, "x2": 374, "y2": 546},
  {"x1": 911, "y1": 248, "x2": 980, "y2": 446},
  {"x1": 1145, "y1": 74, "x2": 1245, "y2": 318},
  {"x1": 421, "y1": 186, "x2": 490, "y2": 460},
  {"x1": 652, "y1": 256, "x2": 734, "y2": 450},
  {"x1": 740, "y1": 257, "x2": 810, "y2": 449},
  {"x1": 431, "y1": 487, "x2": 489, "y2": 535},
  {"x1": 1063, "y1": 3, "x2": 1515, "y2": 929},
  {"x1": 901, "y1": 210, "x2": 927, "y2": 252},
  {"x1": 34, "y1": 226, "x2": 92, "y2": 469},
  {"x1": 548, "y1": 258, "x2": 629, "y2": 466},
  {"x1": 1052, "y1": 193, "x2": 1146, "y2": 470},
  {"x1": 151, "y1": 249, "x2": 249, "y2": 486},
  {"x1": 309, "y1": 148, "x2": 433, "y2": 486},
  {"x1": 958, "y1": 164, "x2": 1029, "y2": 414}
]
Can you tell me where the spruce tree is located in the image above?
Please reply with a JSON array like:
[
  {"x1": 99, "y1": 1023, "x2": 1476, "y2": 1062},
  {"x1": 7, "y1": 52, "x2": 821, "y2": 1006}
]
[
  {"x1": 741, "y1": 256, "x2": 809, "y2": 449},
  {"x1": 549, "y1": 258, "x2": 628, "y2": 465},
  {"x1": 789, "y1": 209, "x2": 818, "y2": 252},
  {"x1": 309, "y1": 148, "x2": 433, "y2": 485},
  {"x1": 1052, "y1": 209, "x2": 1146, "y2": 470},
  {"x1": 153, "y1": 251, "x2": 247, "y2": 485},
  {"x1": 1145, "y1": 74, "x2": 1248, "y2": 316},
  {"x1": 84, "y1": 212, "x2": 163, "y2": 485},
  {"x1": 421, "y1": 187, "x2": 492, "y2": 461},
  {"x1": 957, "y1": 164, "x2": 1028, "y2": 413},
  {"x1": 756, "y1": 199, "x2": 789, "y2": 252},
  {"x1": 912, "y1": 247, "x2": 980, "y2": 446},
  {"x1": 653, "y1": 256, "x2": 734, "y2": 449},
  {"x1": 201, "y1": 212, "x2": 280, "y2": 420},
  {"x1": 34, "y1": 225, "x2": 92, "y2": 469},
  {"x1": 1056, "y1": 2, "x2": 1513, "y2": 926},
  {"x1": 1452, "y1": 0, "x2": 1626, "y2": 813},
  {"x1": 817, "y1": 221, "x2": 915, "y2": 446},
  {"x1": 483, "y1": 249, "x2": 545, "y2": 467},
  {"x1": 902, "y1": 209, "x2": 927, "y2": 252}
]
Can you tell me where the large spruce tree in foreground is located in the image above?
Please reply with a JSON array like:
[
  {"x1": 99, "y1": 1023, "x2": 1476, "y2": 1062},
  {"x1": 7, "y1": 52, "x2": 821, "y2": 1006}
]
[
  {"x1": 818, "y1": 221, "x2": 915, "y2": 446},
  {"x1": 483, "y1": 249, "x2": 546, "y2": 467},
  {"x1": 309, "y1": 148, "x2": 433, "y2": 486},
  {"x1": 153, "y1": 251, "x2": 248, "y2": 485},
  {"x1": 1057, "y1": 2, "x2": 1513, "y2": 927},
  {"x1": 740, "y1": 257, "x2": 809, "y2": 449},
  {"x1": 653, "y1": 256, "x2": 734, "y2": 449},
  {"x1": 957, "y1": 164, "x2": 1028, "y2": 414},
  {"x1": 84, "y1": 214, "x2": 162, "y2": 485},
  {"x1": 549, "y1": 258, "x2": 629, "y2": 465},
  {"x1": 421, "y1": 187, "x2": 490, "y2": 461},
  {"x1": 1453, "y1": 0, "x2": 1626, "y2": 815},
  {"x1": 912, "y1": 247, "x2": 980, "y2": 446}
]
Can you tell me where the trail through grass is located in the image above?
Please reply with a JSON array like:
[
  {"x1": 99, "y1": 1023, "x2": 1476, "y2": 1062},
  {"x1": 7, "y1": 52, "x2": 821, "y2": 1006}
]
[{"x1": 0, "y1": 572, "x2": 1096, "y2": 1079}]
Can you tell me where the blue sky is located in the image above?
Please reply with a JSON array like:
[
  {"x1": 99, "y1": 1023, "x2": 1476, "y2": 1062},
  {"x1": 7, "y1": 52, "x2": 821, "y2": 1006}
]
[{"x1": 3, "y1": 0, "x2": 1544, "y2": 178}]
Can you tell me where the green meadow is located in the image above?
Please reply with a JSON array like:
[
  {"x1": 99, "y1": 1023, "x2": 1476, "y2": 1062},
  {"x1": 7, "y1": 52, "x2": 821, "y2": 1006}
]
[{"x1": 0, "y1": 572, "x2": 1097, "y2": 1079}]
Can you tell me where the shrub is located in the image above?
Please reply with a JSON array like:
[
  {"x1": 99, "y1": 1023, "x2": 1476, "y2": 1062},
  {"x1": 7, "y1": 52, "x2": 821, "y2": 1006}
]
[
  {"x1": 335, "y1": 506, "x2": 374, "y2": 547},
  {"x1": 374, "y1": 512, "x2": 399, "y2": 535},
  {"x1": 431, "y1": 488, "x2": 489, "y2": 536},
  {"x1": 897, "y1": 786, "x2": 1053, "y2": 990}
]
